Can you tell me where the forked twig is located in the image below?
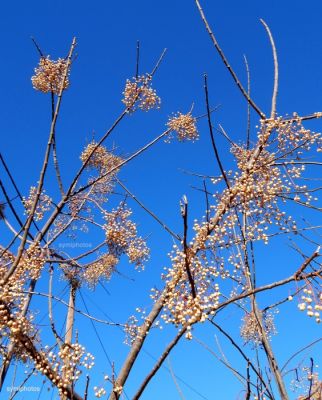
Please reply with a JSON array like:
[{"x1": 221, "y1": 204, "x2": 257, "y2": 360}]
[{"x1": 195, "y1": 0, "x2": 266, "y2": 119}]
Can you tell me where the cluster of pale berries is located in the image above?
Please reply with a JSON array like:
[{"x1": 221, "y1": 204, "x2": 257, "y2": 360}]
[
  {"x1": 295, "y1": 367, "x2": 321, "y2": 399},
  {"x1": 0, "y1": 251, "x2": 29, "y2": 339},
  {"x1": 31, "y1": 56, "x2": 69, "y2": 94},
  {"x1": 159, "y1": 245, "x2": 220, "y2": 331},
  {"x1": 272, "y1": 114, "x2": 322, "y2": 155},
  {"x1": 124, "y1": 314, "x2": 139, "y2": 346},
  {"x1": 123, "y1": 308, "x2": 162, "y2": 345},
  {"x1": 94, "y1": 386, "x2": 106, "y2": 398},
  {"x1": 231, "y1": 147, "x2": 295, "y2": 219},
  {"x1": 19, "y1": 243, "x2": 45, "y2": 280},
  {"x1": 122, "y1": 74, "x2": 160, "y2": 111},
  {"x1": 166, "y1": 112, "x2": 199, "y2": 142},
  {"x1": 80, "y1": 141, "x2": 123, "y2": 195},
  {"x1": 94, "y1": 384, "x2": 122, "y2": 398},
  {"x1": 103, "y1": 204, "x2": 149, "y2": 268},
  {"x1": 83, "y1": 253, "x2": 118, "y2": 288},
  {"x1": 23, "y1": 187, "x2": 51, "y2": 221},
  {"x1": 67, "y1": 193, "x2": 90, "y2": 220},
  {"x1": 0, "y1": 288, "x2": 40, "y2": 372},
  {"x1": 240, "y1": 310, "x2": 277, "y2": 346},
  {"x1": 191, "y1": 116, "x2": 317, "y2": 254},
  {"x1": 43, "y1": 343, "x2": 94, "y2": 393},
  {"x1": 0, "y1": 301, "x2": 34, "y2": 344},
  {"x1": 297, "y1": 288, "x2": 322, "y2": 323},
  {"x1": 225, "y1": 125, "x2": 314, "y2": 241}
]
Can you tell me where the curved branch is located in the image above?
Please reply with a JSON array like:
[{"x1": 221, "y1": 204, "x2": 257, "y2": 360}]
[{"x1": 260, "y1": 19, "x2": 279, "y2": 119}]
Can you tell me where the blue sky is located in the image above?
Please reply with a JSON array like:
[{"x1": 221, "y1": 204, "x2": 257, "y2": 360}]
[{"x1": 1, "y1": 1, "x2": 322, "y2": 399}]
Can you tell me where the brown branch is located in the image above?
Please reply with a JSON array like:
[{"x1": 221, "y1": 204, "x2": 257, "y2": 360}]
[
  {"x1": 108, "y1": 293, "x2": 166, "y2": 400},
  {"x1": 48, "y1": 264, "x2": 64, "y2": 347},
  {"x1": 4, "y1": 37, "x2": 77, "y2": 284},
  {"x1": 132, "y1": 328, "x2": 187, "y2": 400},
  {"x1": 294, "y1": 246, "x2": 321, "y2": 279}
]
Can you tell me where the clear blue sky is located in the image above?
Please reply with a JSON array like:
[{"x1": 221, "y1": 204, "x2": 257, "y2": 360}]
[{"x1": 1, "y1": 1, "x2": 322, "y2": 399}]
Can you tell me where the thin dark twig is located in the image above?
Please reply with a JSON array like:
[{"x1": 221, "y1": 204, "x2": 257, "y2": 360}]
[
  {"x1": 208, "y1": 320, "x2": 274, "y2": 399},
  {"x1": 84, "y1": 375, "x2": 90, "y2": 400},
  {"x1": 31, "y1": 37, "x2": 44, "y2": 57},
  {"x1": 150, "y1": 48, "x2": 167, "y2": 76},
  {"x1": 116, "y1": 179, "x2": 181, "y2": 241},
  {"x1": 281, "y1": 338, "x2": 322, "y2": 373},
  {"x1": 308, "y1": 358, "x2": 314, "y2": 399},
  {"x1": 0, "y1": 153, "x2": 42, "y2": 238},
  {"x1": 135, "y1": 41, "x2": 140, "y2": 79},
  {"x1": 204, "y1": 74, "x2": 230, "y2": 188},
  {"x1": 181, "y1": 196, "x2": 197, "y2": 298},
  {"x1": 195, "y1": 0, "x2": 266, "y2": 119},
  {"x1": 246, "y1": 362, "x2": 251, "y2": 400}
]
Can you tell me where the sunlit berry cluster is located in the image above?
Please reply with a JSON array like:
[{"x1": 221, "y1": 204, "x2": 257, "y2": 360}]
[
  {"x1": 166, "y1": 112, "x2": 199, "y2": 142},
  {"x1": 122, "y1": 74, "x2": 160, "y2": 111},
  {"x1": 124, "y1": 315, "x2": 139, "y2": 346},
  {"x1": 240, "y1": 310, "x2": 277, "y2": 346},
  {"x1": 103, "y1": 203, "x2": 149, "y2": 269},
  {"x1": 158, "y1": 114, "x2": 321, "y2": 338},
  {"x1": 31, "y1": 56, "x2": 70, "y2": 94},
  {"x1": 80, "y1": 141, "x2": 123, "y2": 195},
  {"x1": 83, "y1": 253, "x2": 118, "y2": 288},
  {"x1": 0, "y1": 300, "x2": 35, "y2": 349},
  {"x1": 273, "y1": 114, "x2": 322, "y2": 155},
  {"x1": 297, "y1": 287, "x2": 321, "y2": 323},
  {"x1": 295, "y1": 365, "x2": 322, "y2": 399},
  {"x1": 0, "y1": 250, "x2": 28, "y2": 337},
  {"x1": 159, "y1": 245, "x2": 220, "y2": 327},
  {"x1": 23, "y1": 186, "x2": 52, "y2": 221},
  {"x1": 126, "y1": 237, "x2": 150, "y2": 267},
  {"x1": 58, "y1": 343, "x2": 94, "y2": 384},
  {"x1": 94, "y1": 386, "x2": 107, "y2": 398},
  {"x1": 19, "y1": 243, "x2": 45, "y2": 280},
  {"x1": 20, "y1": 342, "x2": 95, "y2": 398}
]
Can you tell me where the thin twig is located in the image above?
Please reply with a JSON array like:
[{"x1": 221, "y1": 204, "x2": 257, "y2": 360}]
[
  {"x1": 117, "y1": 179, "x2": 181, "y2": 241},
  {"x1": 243, "y1": 55, "x2": 251, "y2": 149},
  {"x1": 132, "y1": 328, "x2": 186, "y2": 400},
  {"x1": 167, "y1": 357, "x2": 186, "y2": 400},
  {"x1": 195, "y1": 0, "x2": 265, "y2": 118},
  {"x1": 204, "y1": 74, "x2": 230, "y2": 188},
  {"x1": 181, "y1": 195, "x2": 197, "y2": 298},
  {"x1": 260, "y1": 19, "x2": 278, "y2": 119}
]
